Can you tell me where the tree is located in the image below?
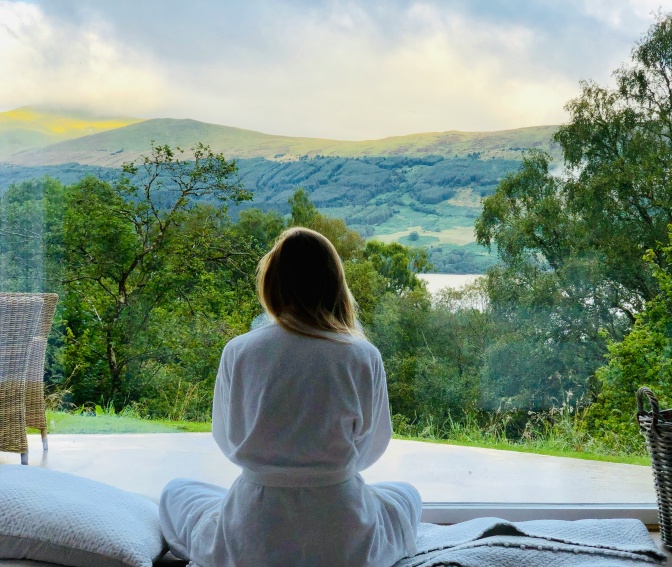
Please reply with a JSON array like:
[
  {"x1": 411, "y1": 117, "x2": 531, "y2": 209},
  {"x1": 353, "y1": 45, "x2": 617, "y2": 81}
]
[
  {"x1": 474, "y1": 14, "x2": 672, "y2": 413},
  {"x1": 60, "y1": 143, "x2": 254, "y2": 408},
  {"x1": 370, "y1": 288, "x2": 433, "y2": 418},
  {"x1": 0, "y1": 177, "x2": 66, "y2": 294},
  {"x1": 287, "y1": 187, "x2": 364, "y2": 260},
  {"x1": 310, "y1": 215, "x2": 364, "y2": 262},
  {"x1": 0, "y1": 177, "x2": 68, "y2": 389},
  {"x1": 362, "y1": 241, "x2": 431, "y2": 294},
  {"x1": 369, "y1": 282, "x2": 490, "y2": 425},
  {"x1": 235, "y1": 208, "x2": 285, "y2": 252},
  {"x1": 591, "y1": 234, "x2": 672, "y2": 442},
  {"x1": 288, "y1": 188, "x2": 318, "y2": 227}
]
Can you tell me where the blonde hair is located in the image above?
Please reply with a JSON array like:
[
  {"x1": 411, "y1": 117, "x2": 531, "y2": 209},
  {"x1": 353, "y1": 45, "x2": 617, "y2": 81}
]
[{"x1": 256, "y1": 227, "x2": 362, "y2": 339}]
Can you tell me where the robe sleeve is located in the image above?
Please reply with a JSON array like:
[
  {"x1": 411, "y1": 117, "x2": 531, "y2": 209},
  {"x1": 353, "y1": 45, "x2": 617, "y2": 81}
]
[
  {"x1": 212, "y1": 347, "x2": 233, "y2": 457},
  {"x1": 355, "y1": 351, "x2": 392, "y2": 471}
]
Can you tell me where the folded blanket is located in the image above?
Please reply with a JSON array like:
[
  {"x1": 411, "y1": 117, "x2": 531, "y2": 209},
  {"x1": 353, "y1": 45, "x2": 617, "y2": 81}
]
[
  {"x1": 394, "y1": 518, "x2": 667, "y2": 567},
  {"x1": 166, "y1": 518, "x2": 667, "y2": 567}
]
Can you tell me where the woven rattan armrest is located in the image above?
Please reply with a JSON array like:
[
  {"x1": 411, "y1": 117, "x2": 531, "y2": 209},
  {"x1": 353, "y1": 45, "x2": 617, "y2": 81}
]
[{"x1": 0, "y1": 293, "x2": 58, "y2": 464}]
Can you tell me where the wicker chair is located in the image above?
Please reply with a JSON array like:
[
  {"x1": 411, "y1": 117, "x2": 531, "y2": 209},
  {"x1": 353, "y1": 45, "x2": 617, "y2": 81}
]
[{"x1": 0, "y1": 293, "x2": 58, "y2": 465}]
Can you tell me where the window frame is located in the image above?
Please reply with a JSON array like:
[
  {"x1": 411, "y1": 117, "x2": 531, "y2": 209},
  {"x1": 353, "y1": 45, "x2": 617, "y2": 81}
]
[{"x1": 421, "y1": 503, "x2": 658, "y2": 525}]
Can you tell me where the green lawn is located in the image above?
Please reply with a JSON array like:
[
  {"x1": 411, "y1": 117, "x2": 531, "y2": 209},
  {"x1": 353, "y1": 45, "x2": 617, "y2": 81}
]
[
  {"x1": 27, "y1": 411, "x2": 211, "y2": 434},
  {"x1": 31, "y1": 411, "x2": 650, "y2": 466},
  {"x1": 392, "y1": 434, "x2": 650, "y2": 466}
]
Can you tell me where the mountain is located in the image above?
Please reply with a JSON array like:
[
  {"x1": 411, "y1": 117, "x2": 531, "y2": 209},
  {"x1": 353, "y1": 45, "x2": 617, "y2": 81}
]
[
  {"x1": 0, "y1": 107, "x2": 563, "y2": 273},
  {"x1": 5, "y1": 116, "x2": 561, "y2": 167},
  {"x1": 0, "y1": 106, "x2": 144, "y2": 160}
]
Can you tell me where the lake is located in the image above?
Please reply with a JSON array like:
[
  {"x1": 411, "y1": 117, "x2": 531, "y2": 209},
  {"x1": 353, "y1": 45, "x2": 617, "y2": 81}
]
[{"x1": 416, "y1": 273, "x2": 482, "y2": 295}]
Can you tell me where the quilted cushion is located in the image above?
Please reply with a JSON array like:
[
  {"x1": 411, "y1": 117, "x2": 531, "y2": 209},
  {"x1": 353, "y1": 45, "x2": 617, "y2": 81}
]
[{"x1": 0, "y1": 465, "x2": 167, "y2": 567}]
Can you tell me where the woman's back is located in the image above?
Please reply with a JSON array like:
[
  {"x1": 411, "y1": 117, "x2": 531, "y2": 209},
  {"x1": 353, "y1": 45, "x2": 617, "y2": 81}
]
[
  {"x1": 159, "y1": 228, "x2": 421, "y2": 566},
  {"x1": 213, "y1": 322, "x2": 390, "y2": 487}
]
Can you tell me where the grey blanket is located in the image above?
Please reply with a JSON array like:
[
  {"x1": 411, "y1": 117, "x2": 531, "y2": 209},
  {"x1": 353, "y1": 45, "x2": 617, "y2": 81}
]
[
  {"x1": 394, "y1": 518, "x2": 667, "y2": 566},
  {"x1": 2, "y1": 518, "x2": 663, "y2": 566}
]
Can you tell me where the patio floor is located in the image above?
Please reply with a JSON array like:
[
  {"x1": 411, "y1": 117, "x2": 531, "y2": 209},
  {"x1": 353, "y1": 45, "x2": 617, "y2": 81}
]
[
  {"x1": 0, "y1": 433, "x2": 656, "y2": 506},
  {"x1": 1, "y1": 434, "x2": 669, "y2": 566}
]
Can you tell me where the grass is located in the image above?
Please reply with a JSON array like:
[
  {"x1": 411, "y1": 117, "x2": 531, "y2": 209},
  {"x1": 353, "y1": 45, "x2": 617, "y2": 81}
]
[
  {"x1": 399, "y1": 234, "x2": 441, "y2": 246},
  {"x1": 29, "y1": 411, "x2": 650, "y2": 466},
  {"x1": 26, "y1": 411, "x2": 211, "y2": 434},
  {"x1": 391, "y1": 434, "x2": 650, "y2": 466},
  {"x1": 372, "y1": 205, "x2": 479, "y2": 235},
  {"x1": 390, "y1": 407, "x2": 650, "y2": 466},
  {"x1": 376, "y1": 225, "x2": 476, "y2": 246}
]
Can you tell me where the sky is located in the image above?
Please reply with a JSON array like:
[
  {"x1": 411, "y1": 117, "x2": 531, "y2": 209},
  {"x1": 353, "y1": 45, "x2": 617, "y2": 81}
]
[{"x1": 0, "y1": 0, "x2": 666, "y2": 139}]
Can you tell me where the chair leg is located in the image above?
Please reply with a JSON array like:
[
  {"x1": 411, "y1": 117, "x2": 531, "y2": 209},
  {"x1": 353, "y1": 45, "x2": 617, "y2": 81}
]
[
  {"x1": 20, "y1": 452, "x2": 28, "y2": 465},
  {"x1": 41, "y1": 428, "x2": 48, "y2": 451}
]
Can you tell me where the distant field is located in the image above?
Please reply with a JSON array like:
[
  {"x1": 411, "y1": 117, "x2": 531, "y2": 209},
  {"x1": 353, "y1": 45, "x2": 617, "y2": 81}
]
[
  {"x1": 448, "y1": 188, "x2": 483, "y2": 207},
  {"x1": 369, "y1": 203, "x2": 480, "y2": 239},
  {"x1": 375, "y1": 226, "x2": 475, "y2": 246},
  {"x1": 398, "y1": 234, "x2": 440, "y2": 246}
]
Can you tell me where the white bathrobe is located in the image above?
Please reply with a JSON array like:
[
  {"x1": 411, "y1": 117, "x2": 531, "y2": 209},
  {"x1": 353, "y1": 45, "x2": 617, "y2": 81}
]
[{"x1": 160, "y1": 322, "x2": 422, "y2": 567}]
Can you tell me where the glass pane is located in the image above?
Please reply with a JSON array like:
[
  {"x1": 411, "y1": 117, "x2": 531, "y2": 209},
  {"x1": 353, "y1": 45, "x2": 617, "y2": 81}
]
[{"x1": 1, "y1": 2, "x2": 664, "y2": 514}]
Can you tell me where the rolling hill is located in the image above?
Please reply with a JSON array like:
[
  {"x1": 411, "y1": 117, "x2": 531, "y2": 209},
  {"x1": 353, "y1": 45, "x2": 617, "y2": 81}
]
[
  {"x1": 0, "y1": 106, "x2": 144, "y2": 160},
  {"x1": 4, "y1": 113, "x2": 561, "y2": 167},
  {"x1": 0, "y1": 107, "x2": 563, "y2": 273}
]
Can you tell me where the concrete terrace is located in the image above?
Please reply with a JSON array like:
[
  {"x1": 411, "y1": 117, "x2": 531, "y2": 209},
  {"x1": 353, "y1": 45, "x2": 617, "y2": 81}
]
[
  {"x1": 0, "y1": 433, "x2": 656, "y2": 509},
  {"x1": 3, "y1": 434, "x2": 672, "y2": 566}
]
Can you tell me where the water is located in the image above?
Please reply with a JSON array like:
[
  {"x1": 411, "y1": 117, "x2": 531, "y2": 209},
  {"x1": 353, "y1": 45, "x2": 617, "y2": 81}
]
[{"x1": 417, "y1": 273, "x2": 482, "y2": 295}]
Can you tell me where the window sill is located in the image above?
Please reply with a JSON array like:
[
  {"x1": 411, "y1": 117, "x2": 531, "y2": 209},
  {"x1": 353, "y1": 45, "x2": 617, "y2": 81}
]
[{"x1": 421, "y1": 502, "x2": 658, "y2": 524}]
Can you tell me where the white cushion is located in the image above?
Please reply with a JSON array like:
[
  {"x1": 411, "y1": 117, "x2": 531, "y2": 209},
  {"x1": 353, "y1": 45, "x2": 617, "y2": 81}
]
[{"x1": 0, "y1": 465, "x2": 167, "y2": 567}]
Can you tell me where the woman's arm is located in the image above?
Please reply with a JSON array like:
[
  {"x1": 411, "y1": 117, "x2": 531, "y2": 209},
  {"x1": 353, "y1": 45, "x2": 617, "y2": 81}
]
[
  {"x1": 211, "y1": 348, "x2": 233, "y2": 456},
  {"x1": 355, "y1": 351, "x2": 393, "y2": 471}
]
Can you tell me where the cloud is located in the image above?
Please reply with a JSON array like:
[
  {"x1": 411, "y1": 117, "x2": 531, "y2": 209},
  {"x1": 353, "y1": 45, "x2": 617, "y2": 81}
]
[
  {"x1": 0, "y1": 1, "x2": 169, "y2": 117},
  {"x1": 579, "y1": 0, "x2": 662, "y2": 30},
  {"x1": 0, "y1": 0, "x2": 662, "y2": 138},
  {"x1": 150, "y1": 0, "x2": 623, "y2": 136}
]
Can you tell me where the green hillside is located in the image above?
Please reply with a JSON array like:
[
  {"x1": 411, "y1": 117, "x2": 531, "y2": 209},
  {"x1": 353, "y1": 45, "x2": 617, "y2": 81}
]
[
  {"x1": 0, "y1": 107, "x2": 562, "y2": 272},
  {"x1": 6, "y1": 116, "x2": 561, "y2": 167},
  {"x1": 0, "y1": 106, "x2": 144, "y2": 160},
  {"x1": 232, "y1": 154, "x2": 517, "y2": 272},
  {"x1": 0, "y1": 152, "x2": 518, "y2": 273}
]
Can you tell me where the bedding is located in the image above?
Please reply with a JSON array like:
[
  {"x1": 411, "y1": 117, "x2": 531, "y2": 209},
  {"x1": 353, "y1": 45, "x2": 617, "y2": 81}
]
[{"x1": 0, "y1": 466, "x2": 167, "y2": 567}]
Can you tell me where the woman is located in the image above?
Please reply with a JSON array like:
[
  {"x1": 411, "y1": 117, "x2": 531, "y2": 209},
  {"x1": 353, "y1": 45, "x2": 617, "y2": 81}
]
[{"x1": 160, "y1": 227, "x2": 422, "y2": 567}]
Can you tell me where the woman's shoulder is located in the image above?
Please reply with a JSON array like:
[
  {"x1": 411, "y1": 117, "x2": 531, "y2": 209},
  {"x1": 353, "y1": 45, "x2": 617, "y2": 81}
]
[
  {"x1": 347, "y1": 335, "x2": 383, "y2": 368},
  {"x1": 313, "y1": 328, "x2": 383, "y2": 365},
  {"x1": 224, "y1": 320, "x2": 380, "y2": 358},
  {"x1": 224, "y1": 320, "x2": 281, "y2": 351},
  {"x1": 344, "y1": 332, "x2": 380, "y2": 354}
]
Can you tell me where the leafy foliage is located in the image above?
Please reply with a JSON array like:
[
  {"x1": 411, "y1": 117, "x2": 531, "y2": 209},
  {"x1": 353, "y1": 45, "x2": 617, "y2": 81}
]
[
  {"x1": 592, "y1": 239, "x2": 672, "y2": 441},
  {"x1": 474, "y1": 14, "x2": 672, "y2": 419},
  {"x1": 371, "y1": 281, "x2": 492, "y2": 425},
  {"x1": 6, "y1": 16, "x2": 672, "y2": 456},
  {"x1": 1, "y1": 163, "x2": 439, "y2": 420},
  {"x1": 1, "y1": 154, "x2": 519, "y2": 273}
]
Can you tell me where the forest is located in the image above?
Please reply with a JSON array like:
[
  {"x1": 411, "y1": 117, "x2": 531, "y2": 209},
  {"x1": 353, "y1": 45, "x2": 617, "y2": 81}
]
[
  {"x1": 0, "y1": 153, "x2": 518, "y2": 274},
  {"x1": 3, "y1": 15, "x2": 672, "y2": 460}
]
